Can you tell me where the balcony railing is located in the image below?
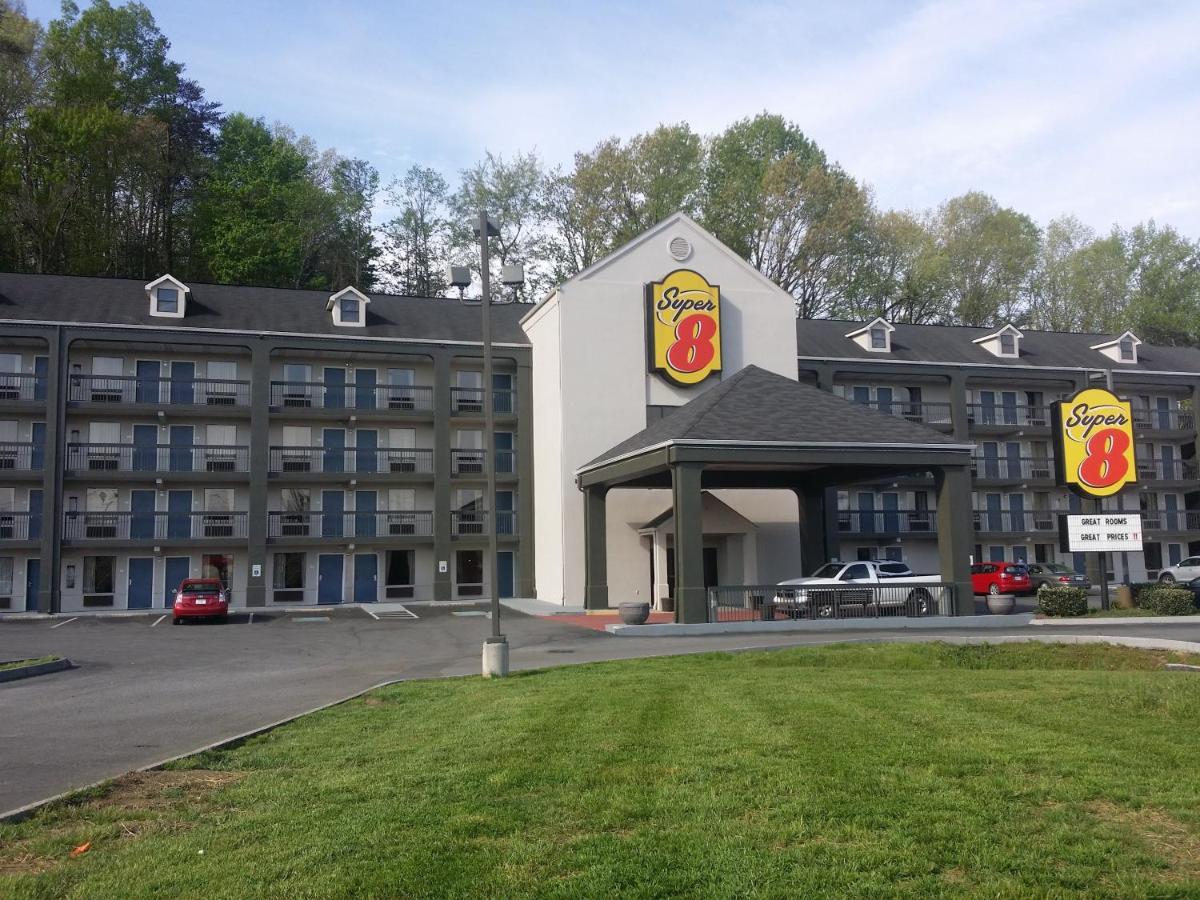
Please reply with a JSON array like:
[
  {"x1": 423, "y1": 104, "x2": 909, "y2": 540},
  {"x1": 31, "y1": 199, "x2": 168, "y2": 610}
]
[
  {"x1": 269, "y1": 381, "x2": 434, "y2": 412},
  {"x1": 1142, "y1": 510, "x2": 1200, "y2": 532},
  {"x1": 1137, "y1": 459, "x2": 1199, "y2": 481},
  {"x1": 837, "y1": 509, "x2": 936, "y2": 534},
  {"x1": 0, "y1": 442, "x2": 43, "y2": 471},
  {"x1": 267, "y1": 510, "x2": 433, "y2": 539},
  {"x1": 971, "y1": 456, "x2": 1054, "y2": 480},
  {"x1": 450, "y1": 387, "x2": 517, "y2": 415},
  {"x1": 967, "y1": 404, "x2": 1051, "y2": 428},
  {"x1": 972, "y1": 510, "x2": 1056, "y2": 533},
  {"x1": 269, "y1": 447, "x2": 434, "y2": 475},
  {"x1": 0, "y1": 511, "x2": 40, "y2": 541},
  {"x1": 68, "y1": 375, "x2": 250, "y2": 407},
  {"x1": 495, "y1": 510, "x2": 518, "y2": 535},
  {"x1": 65, "y1": 443, "x2": 249, "y2": 474},
  {"x1": 1133, "y1": 409, "x2": 1195, "y2": 432},
  {"x1": 850, "y1": 398, "x2": 954, "y2": 426},
  {"x1": 450, "y1": 448, "x2": 486, "y2": 476},
  {"x1": 0, "y1": 373, "x2": 46, "y2": 403},
  {"x1": 63, "y1": 511, "x2": 248, "y2": 541},
  {"x1": 451, "y1": 508, "x2": 488, "y2": 536}
]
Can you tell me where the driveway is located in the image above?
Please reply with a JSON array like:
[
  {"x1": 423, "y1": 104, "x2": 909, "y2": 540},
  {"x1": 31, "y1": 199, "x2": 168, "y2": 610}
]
[{"x1": 3, "y1": 606, "x2": 1200, "y2": 814}]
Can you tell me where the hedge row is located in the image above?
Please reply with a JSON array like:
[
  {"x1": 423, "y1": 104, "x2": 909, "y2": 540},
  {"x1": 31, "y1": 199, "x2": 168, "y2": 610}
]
[
  {"x1": 1036, "y1": 584, "x2": 1088, "y2": 617},
  {"x1": 1137, "y1": 586, "x2": 1197, "y2": 616}
]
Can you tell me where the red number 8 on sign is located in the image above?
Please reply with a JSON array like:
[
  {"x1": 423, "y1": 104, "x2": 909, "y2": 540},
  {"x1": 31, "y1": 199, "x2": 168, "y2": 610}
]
[
  {"x1": 666, "y1": 314, "x2": 718, "y2": 375},
  {"x1": 1077, "y1": 427, "x2": 1131, "y2": 489}
]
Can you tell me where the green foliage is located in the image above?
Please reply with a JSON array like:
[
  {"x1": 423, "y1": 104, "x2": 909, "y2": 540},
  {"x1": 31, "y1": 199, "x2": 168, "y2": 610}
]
[
  {"x1": 1037, "y1": 584, "x2": 1088, "y2": 617},
  {"x1": 1136, "y1": 587, "x2": 1197, "y2": 616}
]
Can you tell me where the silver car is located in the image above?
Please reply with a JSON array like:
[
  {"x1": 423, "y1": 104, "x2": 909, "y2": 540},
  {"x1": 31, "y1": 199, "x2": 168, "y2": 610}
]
[
  {"x1": 1158, "y1": 556, "x2": 1200, "y2": 583},
  {"x1": 1025, "y1": 562, "x2": 1090, "y2": 591}
]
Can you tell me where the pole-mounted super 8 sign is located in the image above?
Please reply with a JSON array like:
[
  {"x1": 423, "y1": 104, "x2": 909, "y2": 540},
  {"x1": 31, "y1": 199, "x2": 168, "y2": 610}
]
[
  {"x1": 1052, "y1": 387, "x2": 1138, "y2": 498},
  {"x1": 646, "y1": 269, "x2": 722, "y2": 386}
]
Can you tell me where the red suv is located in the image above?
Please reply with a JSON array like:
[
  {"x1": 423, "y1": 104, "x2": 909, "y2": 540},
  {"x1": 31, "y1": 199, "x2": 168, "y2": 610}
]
[
  {"x1": 970, "y1": 563, "x2": 1032, "y2": 596},
  {"x1": 172, "y1": 578, "x2": 229, "y2": 624}
]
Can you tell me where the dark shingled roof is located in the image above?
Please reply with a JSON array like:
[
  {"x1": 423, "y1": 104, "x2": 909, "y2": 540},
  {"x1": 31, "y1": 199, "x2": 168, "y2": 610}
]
[
  {"x1": 0, "y1": 273, "x2": 531, "y2": 345},
  {"x1": 796, "y1": 318, "x2": 1200, "y2": 372},
  {"x1": 585, "y1": 365, "x2": 962, "y2": 469}
]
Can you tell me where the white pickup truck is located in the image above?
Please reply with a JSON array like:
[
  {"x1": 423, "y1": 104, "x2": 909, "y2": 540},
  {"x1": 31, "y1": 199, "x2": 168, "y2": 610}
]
[{"x1": 773, "y1": 560, "x2": 948, "y2": 618}]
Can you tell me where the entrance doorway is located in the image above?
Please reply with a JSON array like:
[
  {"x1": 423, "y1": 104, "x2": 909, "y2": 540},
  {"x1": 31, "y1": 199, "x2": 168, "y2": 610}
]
[
  {"x1": 317, "y1": 554, "x2": 343, "y2": 604},
  {"x1": 128, "y1": 557, "x2": 154, "y2": 609},
  {"x1": 665, "y1": 547, "x2": 718, "y2": 602}
]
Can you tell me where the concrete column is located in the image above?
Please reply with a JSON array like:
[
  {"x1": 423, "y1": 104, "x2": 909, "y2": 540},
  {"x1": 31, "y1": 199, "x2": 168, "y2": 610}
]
[
  {"x1": 244, "y1": 341, "x2": 271, "y2": 607},
  {"x1": 516, "y1": 360, "x2": 535, "y2": 597},
  {"x1": 583, "y1": 485, "x2": 608, "y2": 610},
  {"x1": 432, "y1": 351, "x2": 453, "y2": 602},
  {"x1": 37, "y1": 327, "x2": 66, "y2": 613},
  {"x1": 671, "y1": 462, "x2": 707, "y2": 624},
  {"x1": 934, "y1": 465, "x2": 975, "y2": 615},
  {"x1": 812, "y1": 363, "x2": 835, "y2": 393},
  {"x1": 795, "y1": 484, "x2": 829, "y2": 576},
  {"x1": 948, "y1": 372, "x2": 969, "y2": 442}
]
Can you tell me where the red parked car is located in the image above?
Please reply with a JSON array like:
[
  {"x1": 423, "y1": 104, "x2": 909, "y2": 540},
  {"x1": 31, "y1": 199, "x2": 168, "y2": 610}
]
[
  {"x1": 172, "y1": 578, "x2": 229, "y2": 624},
  {"x1": 970, "y1": 563, "x2": 1032, "y2": 596}
]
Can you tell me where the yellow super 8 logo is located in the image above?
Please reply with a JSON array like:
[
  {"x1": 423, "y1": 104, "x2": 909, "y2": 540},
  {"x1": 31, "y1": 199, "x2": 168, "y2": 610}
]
[
  {"x1": 1053, "y1": 388, "x2": 1137, "y2": 498},
  {"x1": 646, "y1": 270, "x2": 722, "y2": 386}
]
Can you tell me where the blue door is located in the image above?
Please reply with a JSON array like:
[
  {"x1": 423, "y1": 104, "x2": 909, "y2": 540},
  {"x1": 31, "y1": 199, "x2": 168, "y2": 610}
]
[
  {"x1": 164, "y1": 557, "x2": 190, "y2": 607},
  {"x1": 986, "y1": 493, "x2": 1003, "y2": 532},
  {"x1": 323, "y1": 428, "x2": 345, "y2": 474},
  {"x1": 128, "y1": 557, "x2": 154, "y2": 609},
  {"x1": 31, "y1": 422, "x2": 45, "y2": 470},
  {"x1": 1009, "y1": 494, "x2": 1025, "y2": 531},
  {"x1": 130, "y1": 489, "x2": 156, "y2": 539},
  {"x1": 882, "y1": 493, "x2": 899, "y2": 532},
  {"x1": 857, "y1": 493, "x2": 875, "y2": 534},
  {"x1": 1157, "y1": 397, "x2": 1171, "y2": 430},
  {"x1": 355, "y1": 429, "x2": 377, "y2": 474},
  {"x1": 1001, "y1": 391, "x2": 1018, "y2": 425},
  {"x1": 133, "y1": 424, "x2": 157, "y2": 471},
  {"x1": 988, "y1": 545, "x2": 1005, "y2": 562},
  {"x1": 355, "y1": 490, "x2": 377, "y2": 538},
  {"x1": 495, "y1": 490, "x2": 514, "y2": 535},
  {"x1": 1166, "y1": 494, "x2": 1179, "y2": 530},
  {"x1": 25, "y1": 558, "x2": 39, "y2": 611},
  {"x1": 1005, "y1": 442, "x2": 1021, "y2": 479},
  {"x1": 318, "y1": 554, "x2": 343, "y2": 604},
  {"x1": 355, "y1": 369, "x2": 377, "y2": 410},
  {"x1": 876, "y1": 387, "x2": 894, "y2": 416},
  {"x1": 321, "y1": 490, "x2": 344, "y2": 538},
  {"x1": 353, "y1": 553, "x2": 377, "y2": 603},
  {"x1": 167, "y1": 490, "x2": 191, "y2": 539},
  {"x1": 1012, "y1": 545, "x2": 1028, "y2": 564},
  {"x1": 497, "y1": 551, "x2": 515, "y2": 599},
  {"x1": 493, "y1": 373, "x2": 514, "y2": 414},
  {"x1": 135, "y1": 360, "x2": 160, "y2": 404},
  {"x1": 494, "y1": 432, "x2": 514, "y2": 474},
  {"x1": 169, "y1": 425, "x2": 193, "y2": 472},
  {"x1": 982, "y1": 442, "x2": 999, "y2": 478},
  {"x1": 170, "y1": 361, "x2": 194, "y2": 405},
  {"x1": 978, "y1": 391, "x2": 996, "y2": 425},
  {"x1": 33, "y1": 356, "x2": 48, "y2": 402},
  {"x1": 1162, "y1": 445, "x2": 1176, "y2": 480},
  {"x1": 28, "y1": 489, "x2": 42, "y2": 540},
  {"x1": 1170, "y1": 544, "x2": 1183, "y2": 566},
  {"x1": 323, "y1": 367, "x2": 346, "y2": 410}
]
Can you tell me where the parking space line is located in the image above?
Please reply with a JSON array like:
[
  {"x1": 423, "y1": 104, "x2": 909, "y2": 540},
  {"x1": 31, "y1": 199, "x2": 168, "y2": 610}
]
[
  {"x1": 363, "y1": 607, "x2": 380, "y2": 620},
  {"x1": 49, "y1": 617, "x2": 78, "y2": 629},
  {"x1": 151, "y1": 615, "x2": 167, "y2": 628}
]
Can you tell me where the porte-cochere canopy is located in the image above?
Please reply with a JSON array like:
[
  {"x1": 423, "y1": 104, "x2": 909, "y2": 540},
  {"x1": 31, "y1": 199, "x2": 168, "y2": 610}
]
[{"x1": 575, "y1": 366, "x2": 978, "y2": 623}]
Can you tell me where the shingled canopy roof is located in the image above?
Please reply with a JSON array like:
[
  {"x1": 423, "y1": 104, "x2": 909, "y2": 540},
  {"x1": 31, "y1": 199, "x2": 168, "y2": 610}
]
[{"x1": 578, "y1": 365, "x2": 970, "y2": 488}]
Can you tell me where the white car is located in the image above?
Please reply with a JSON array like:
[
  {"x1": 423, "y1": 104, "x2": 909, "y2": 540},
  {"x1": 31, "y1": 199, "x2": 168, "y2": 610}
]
[
  {"x1": 773, "y1": 560, "x2": 947, "y2": 618},
  {"x1": 1157, "y1": 556, "x2": 1200, "y2": 583}
]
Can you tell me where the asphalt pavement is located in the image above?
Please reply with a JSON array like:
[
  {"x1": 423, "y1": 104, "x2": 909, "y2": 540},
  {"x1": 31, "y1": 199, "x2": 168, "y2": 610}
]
[{"x1": 3, "y1": 606, "x2": 1200, "y2": 815}]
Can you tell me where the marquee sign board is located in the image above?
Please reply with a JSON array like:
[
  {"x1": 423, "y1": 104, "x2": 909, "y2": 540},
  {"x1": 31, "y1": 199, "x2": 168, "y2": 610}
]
[
  {"x1": 1052, "y1": 387, "x2": 1137, "y2": 498},
  {"x1": 646, "y1": 269, "x2": 722, "y2": 386},
  {"x1": 1058, "y1": 513, "x2": 1144, "y2": 553}
]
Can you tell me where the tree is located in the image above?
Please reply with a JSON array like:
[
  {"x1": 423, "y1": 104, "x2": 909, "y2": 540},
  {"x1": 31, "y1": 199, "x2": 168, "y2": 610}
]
[
  {"x1": 322, "y1": 156, "x2": 379, "y2": 290},
  {"x1": 1028, "y1": 217, "x2": 1129, "y2": 333},
  {"x1": 380, "y1": 165, "x2": 450, "y2": 296},
  {"x1": 1123, "y1": 222, "x2": 1200, "y2": 346},
  {"x1": 837, "y1": 209, "x2": 951, "y2": 324}
]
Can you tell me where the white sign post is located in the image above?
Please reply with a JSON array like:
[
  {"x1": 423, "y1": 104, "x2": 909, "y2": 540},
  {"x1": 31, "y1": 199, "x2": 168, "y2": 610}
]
[{"x1": 1059, "y1": 513, "x2": 1143, "y2": 553}]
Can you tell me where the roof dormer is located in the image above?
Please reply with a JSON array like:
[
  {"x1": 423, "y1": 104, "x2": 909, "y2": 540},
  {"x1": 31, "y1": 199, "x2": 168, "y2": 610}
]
[
  {"x1": 145, "y1": 274, "x2": 189, "y2": 319},
  {"x1": 844, "y1": 317, "x2": 895, "y2": 353},
  {"x1": 327, "y1": 286, "x2": 370, "y2": 328},
  {"x1": 972, "y1": 323, "x2": 1023, "y2": 359},
  {"x1": 1091, "y1": 331, "x2": 1141, "y2": 365}
]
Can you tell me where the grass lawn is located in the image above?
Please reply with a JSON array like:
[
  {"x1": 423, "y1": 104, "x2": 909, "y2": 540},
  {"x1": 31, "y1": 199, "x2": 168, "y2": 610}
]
[
  {"x1": 5, "y1": 642, "x2": 1200, "y2": 897},
  {"x1": 0, "y1": 656, "x2": 58, "y2": 672}
]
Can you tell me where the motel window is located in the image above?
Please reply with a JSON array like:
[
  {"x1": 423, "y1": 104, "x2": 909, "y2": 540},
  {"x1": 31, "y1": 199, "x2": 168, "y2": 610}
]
[
  {"x1": 273, "y1": 553, "x2": 306, "y2": 601},
  {"x1": 999, "y1": 333, "x2": 1016, "y2": 355},
  {"x1": 387, "y1": 368, "x2": 416, "y2": 408},
  {"x1": 0, "y1": 557, "x2": 12, "y2": 600},
  {"x1": 84, "y1": 555, "x2": 116, "y2": 602},
  {"x1": 456, "y1": 550, "x2": 483, "y2": 597},
  {"x1": 386, "y1": 550, "x2": 414, "y2": 596},
  {"x1": 0, "y1": 353, "x2": 18, "y2": 376},
  {"x1": 870, "y1": 327, "x2": 887, "y2": 350},
  {"x1": 202, "y1": 554, "x2": 234, "y2": 592},
  {"x1": 1144, "y1": 542, "x2": 1163, "y2": 574},
  {"x1": 339, "y1": 296, "x2": 360, "y2": 323},
  {"x1": 1120, "y1": 338, "x2": 1135, "y2": 361},
  {"x1": 156, "y1": 287, "x2": 179, "y2": 314}
]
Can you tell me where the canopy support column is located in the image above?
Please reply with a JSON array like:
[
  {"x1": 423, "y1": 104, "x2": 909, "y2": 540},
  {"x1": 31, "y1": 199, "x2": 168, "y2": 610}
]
[
  {"x1": 671, "y1": 462, "x2": 707, "y2": 624},
  {"x1": 795, "y1": 485, "x2": 833, "y2": 577},
  {"x1": 583, "y1": 485, "x2": 609, "y2": 610},
  {"x1": 935, "y1": 465, "x2": 975, "y2": 615}
]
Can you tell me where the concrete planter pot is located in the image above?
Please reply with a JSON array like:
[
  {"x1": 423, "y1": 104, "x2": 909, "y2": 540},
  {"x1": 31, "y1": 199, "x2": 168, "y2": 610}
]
[
  {"x1": 986, "y1": 594, "x2": 1016, "y2": 615},
  {"x1": 618, "y1": 602, "x2": 651, "y2": 625}
]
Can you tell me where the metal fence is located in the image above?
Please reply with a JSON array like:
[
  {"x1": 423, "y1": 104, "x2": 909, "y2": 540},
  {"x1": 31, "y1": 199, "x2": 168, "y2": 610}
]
[{"x1": 707, "y1": 582, "x2": 957, "y2": 623}]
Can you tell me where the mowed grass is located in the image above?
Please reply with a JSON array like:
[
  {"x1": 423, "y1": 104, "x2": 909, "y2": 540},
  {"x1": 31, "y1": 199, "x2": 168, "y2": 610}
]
[
  {"x1": 0, "y1": 656, "x2": 58, "y2": 672},
  {"x1": 5, "y1": 642, "x2": 1200, "y2": 898}
]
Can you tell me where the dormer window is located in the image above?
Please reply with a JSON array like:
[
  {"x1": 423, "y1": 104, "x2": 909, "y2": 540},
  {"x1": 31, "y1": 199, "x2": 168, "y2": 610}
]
[
  {"x1": 1000, "y1": 332, "x2": 1015, "y2": 355},
  {"x1": 327, "y1": 286, "x2": 369, "y2": 328},
  {"x1": 144, "y1": 274, "x2": 189, "y2": 319},
  {"x1": 1091, "y1": 330, "x2": 1141, "y2": 365},
  {"x1": 845, "y1": 317, "x2": 894, "y2": 353},
  {"x1": 972, "y1": 324, "x2": 1023, "y2": 359}
]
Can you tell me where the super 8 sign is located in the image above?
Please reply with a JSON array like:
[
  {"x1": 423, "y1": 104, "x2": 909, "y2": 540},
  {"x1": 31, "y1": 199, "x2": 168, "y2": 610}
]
[
  {"x1": 1052, "y1": 387, "x2": 1137, "y2": 498},
  {"x1": 646, "y1": 270, "x2": 722, "y2": 386}
]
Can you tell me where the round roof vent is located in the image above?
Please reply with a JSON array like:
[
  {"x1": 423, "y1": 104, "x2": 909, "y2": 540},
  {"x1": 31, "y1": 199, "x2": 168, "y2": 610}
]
[{"x1": 668, "y1": 236, "x2": 692, "y2": 262}]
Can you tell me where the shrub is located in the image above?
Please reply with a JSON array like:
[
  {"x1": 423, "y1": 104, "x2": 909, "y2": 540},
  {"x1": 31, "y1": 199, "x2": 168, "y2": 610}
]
[
  {"x1": 1037, "y1": 584, "x2": 1088, "y2": 617},
  {"x1": 1136, "y1": 587, "x2": 1197, "y2": 616},
  {"x1": 1131, "y1": 582, "x2": 1158, "y2": 605}
]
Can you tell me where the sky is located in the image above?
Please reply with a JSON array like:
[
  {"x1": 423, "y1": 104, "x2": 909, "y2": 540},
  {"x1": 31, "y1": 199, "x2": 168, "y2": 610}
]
[{"x1": 25, "y1": 0, "x2": 1200, "y2": 236}]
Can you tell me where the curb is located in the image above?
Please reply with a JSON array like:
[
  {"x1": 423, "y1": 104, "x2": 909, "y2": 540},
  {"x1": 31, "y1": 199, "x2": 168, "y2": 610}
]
[
  {"x1": 0, "y1": 657, "x2": 72, "y2": 683},
  {"x1": 1032, "y1": 614, "x2": 1200, "y2": 626},
  {"x1": 607, "y1": 613, "x2": 1035, "y2": 636}
]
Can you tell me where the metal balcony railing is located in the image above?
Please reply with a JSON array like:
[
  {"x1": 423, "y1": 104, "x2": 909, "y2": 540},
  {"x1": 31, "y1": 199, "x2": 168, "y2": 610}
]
[
  {"x1": 65, "y1": 443, "x2": 249, "y2": 474},
  {"x1": 495, "y1": 510, "x2": 518, "y2": 535},
  {"x1": 68, "y1": 375, "x2": 250, "y2": 407},
  {"x1": 0, "y1": 512, "x2": 40, "y2": 541},
  {"x1": 971, "y1": 456, "x2": 1054, "y2": 480},
  {"x1": 1142, "y1": 510, "x2": 1200, "y2": 532},
  {"x1": 494, "y1": 449, "x2": 517, "y2": 474},
  {"x1": 451, "y1": 509, "x2": 488, "y2": 536},
  {"x1": 837, "y1": 509, "x2": 936, "y2": 534},
  {"x1": 450, "y1": 387, "x2": 516, "y2": 415},
  {"x1": 0, "y1": 373, "x2": 46, "y2": 403},
  {"x1": 267, "y1": 510, "x2": 433, "y2": 539},
  {"x1": 268, "y1": 447, "x2": 434, "y2": 475},
  {"x1": 63, "y1": 511, "x2": 248, "y2": 541},
  {"x1": 269, "y1": 381, "x2": 434, "y2": 412},
  {"x1": 850, "y1": 398, "x2": 954, "y2": 426},
  {"x1": 1137, "y1": 459, "x2": 1199, "y2": 481},
  {"x1": 450, "y1": 448, "x2": 486, "y2": 476},
  {"x1": 967, "y1": 404, "x2": 1051, "y2": 428},
  {"x1": 1132, "y1": 409, "x2": 1195, "y2": 432},
  {"x1": 972, "y1": 510, "x2": 1056, "y2": 533},
  {"x1": 0, "y1": 442, "x2": 43, "y2": 471}
]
